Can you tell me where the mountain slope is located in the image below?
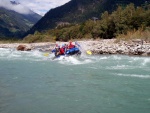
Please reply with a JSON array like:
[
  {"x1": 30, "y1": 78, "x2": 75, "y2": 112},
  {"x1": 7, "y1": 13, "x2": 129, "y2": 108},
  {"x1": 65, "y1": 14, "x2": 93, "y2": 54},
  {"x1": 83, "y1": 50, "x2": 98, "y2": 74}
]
[
  {"x1": 0, "y1": 1, "x2": 42, "y2": 39},
  {"x1": 26, "y1": 0, "x2": 147, "y2": 36}
]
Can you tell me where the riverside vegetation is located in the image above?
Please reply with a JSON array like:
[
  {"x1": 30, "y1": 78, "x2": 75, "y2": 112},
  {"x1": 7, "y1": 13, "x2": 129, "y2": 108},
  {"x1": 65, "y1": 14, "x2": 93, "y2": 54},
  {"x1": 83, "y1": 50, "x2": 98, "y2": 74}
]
[{"x1": 23, "y1": 3, "x2": 150, "y2": 43}]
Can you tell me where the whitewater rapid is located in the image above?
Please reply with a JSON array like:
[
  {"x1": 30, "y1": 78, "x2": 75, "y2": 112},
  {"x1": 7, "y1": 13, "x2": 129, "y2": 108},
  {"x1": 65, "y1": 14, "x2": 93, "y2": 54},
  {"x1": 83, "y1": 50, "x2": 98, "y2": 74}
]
[
  {"x1": 0, "y1": 48, "x2": 150, "y2": 113},
  {"x1": 0, "y1": 48, "x2": 95, "y2": 64},
  {"x1": 0, "y1": 48, "x2": 150, "y2": 79},
  {"x1": 0, "y1": 48, "x2": 150, "y2": 65}
]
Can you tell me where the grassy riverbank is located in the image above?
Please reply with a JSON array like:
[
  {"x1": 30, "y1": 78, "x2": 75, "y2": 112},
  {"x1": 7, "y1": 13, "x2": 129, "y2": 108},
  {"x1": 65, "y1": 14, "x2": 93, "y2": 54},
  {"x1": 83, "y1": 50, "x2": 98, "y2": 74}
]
[{"x1": 116, "y1": 28, "x2": 150, "y2": 42}]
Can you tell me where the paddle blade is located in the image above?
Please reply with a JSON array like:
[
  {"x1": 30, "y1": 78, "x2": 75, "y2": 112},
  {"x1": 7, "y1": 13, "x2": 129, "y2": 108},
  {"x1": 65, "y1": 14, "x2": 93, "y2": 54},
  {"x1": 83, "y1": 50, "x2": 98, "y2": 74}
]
[
  {"x1": 86, "y1": 50, "x2": 92, "y2": 55},
  {"x1": 43, "y1": 53, "x2": 49, "y2": 56}
]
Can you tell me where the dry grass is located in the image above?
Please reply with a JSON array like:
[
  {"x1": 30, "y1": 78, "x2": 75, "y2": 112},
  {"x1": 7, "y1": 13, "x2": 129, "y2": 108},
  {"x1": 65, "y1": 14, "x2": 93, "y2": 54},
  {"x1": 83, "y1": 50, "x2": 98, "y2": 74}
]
[{"x1": 116, "y1": 28, "x2": 150, "y2": 43}]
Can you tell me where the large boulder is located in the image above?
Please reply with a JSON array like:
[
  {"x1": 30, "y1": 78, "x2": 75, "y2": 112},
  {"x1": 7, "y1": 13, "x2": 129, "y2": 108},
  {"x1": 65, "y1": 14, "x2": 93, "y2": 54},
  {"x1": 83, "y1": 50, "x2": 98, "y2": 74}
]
[{"x1": 17, "y1": 45, "x2": 31, "y2": 51}]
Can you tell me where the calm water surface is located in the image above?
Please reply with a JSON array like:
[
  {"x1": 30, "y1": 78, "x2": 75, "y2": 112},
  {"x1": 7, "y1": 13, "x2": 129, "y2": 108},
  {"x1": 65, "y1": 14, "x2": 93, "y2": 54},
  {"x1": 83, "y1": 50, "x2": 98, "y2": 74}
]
[{"x1": 0, "y1": 48, "x2": 150, "y2": 113}]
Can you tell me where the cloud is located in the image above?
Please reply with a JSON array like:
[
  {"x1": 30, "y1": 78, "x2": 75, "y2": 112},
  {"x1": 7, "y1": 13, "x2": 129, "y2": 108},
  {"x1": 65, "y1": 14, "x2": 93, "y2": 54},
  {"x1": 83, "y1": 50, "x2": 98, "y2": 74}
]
[
  {"x1": 18, "y1": 0, "x2": 71, "y2": 16},
  {"x1": 0, "y1": 0, "x2": 32, "y2": 14},
  {"x1": 0, "y1": 0, "x2": 70, "y2": 16}
]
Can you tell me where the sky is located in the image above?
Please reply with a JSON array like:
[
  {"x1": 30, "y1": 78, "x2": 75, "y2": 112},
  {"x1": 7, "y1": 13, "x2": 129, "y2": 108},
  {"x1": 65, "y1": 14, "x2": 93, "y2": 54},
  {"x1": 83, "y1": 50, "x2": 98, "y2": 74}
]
[{"x1": 0, "y1": 0, "x2": 70, "y2": 16}]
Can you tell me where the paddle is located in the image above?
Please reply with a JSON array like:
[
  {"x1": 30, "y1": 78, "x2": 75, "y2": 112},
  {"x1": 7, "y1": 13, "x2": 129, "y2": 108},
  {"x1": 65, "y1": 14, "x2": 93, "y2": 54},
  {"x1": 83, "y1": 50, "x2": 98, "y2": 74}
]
[
  {"x1": 43, "y1": 53, "x2": 49, "y2": 56},
  {"x1": 86, "y1": 50, "x2": 92, "y2": 55},
  {"x1": 43, "y1": 49, "x2": 56, "y2": 57},
  {"x1": 75, "y1": 42, "x2": 92, "y2": 55}
]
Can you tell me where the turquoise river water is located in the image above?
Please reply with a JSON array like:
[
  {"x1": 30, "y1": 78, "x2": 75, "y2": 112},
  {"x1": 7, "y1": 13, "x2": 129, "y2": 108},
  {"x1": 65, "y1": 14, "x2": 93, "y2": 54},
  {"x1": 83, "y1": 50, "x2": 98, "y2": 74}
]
[{"x1": 0, "y1": 48, "x2": 150, "y2": 113}]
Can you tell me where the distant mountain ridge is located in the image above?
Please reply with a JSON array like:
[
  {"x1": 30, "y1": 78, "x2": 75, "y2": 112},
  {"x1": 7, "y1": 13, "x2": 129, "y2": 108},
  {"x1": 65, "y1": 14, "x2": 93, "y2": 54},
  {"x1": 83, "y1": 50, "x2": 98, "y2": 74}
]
[
  {"x1": 0, "y1": 1, "x2": 42, "y2": 39},
  {"x1": 26, "y1": 0, "x2": 147, "y2": 36}
]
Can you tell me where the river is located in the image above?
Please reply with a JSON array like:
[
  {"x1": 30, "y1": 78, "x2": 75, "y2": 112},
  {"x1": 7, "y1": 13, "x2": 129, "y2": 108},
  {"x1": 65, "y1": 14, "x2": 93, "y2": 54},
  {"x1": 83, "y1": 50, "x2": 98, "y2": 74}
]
[{"x1": 0, "y1": 48, "x2": 150, "y2": 113}]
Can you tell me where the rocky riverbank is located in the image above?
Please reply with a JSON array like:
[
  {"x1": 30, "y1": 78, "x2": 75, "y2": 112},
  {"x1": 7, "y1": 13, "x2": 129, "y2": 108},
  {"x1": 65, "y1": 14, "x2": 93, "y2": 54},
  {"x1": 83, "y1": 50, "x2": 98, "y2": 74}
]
[
  {"x1": 0, "y1": 39, "x2": 150, "y2": 56},
  {"x1": 87, "y1": 39, "x2": 150, "y2": 56}
]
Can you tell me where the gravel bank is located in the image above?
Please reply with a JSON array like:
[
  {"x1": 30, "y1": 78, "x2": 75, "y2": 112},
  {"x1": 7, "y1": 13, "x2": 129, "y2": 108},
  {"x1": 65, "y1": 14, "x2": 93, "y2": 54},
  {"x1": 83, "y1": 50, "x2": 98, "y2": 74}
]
[{"x1": 0, "y1": 39, "x2": 150, "y2": 56}]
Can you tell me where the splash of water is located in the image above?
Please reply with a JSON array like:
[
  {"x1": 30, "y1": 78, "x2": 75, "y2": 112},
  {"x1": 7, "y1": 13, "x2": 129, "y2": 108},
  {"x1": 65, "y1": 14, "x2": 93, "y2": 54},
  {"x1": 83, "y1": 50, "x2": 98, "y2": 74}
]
[
  {"x1": 0, "y1": 48, "x2": 95, "y2": 65},
  {"x1": 0, "y1": 48, "x2": 150, "y2": 67},
  {"x1": 115, "y1": 73, "x2": 150, "y2": 79}
]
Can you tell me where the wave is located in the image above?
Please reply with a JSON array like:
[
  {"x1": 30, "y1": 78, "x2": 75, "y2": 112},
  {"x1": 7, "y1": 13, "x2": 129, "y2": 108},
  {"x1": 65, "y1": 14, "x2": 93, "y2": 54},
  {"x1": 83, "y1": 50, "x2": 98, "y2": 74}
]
[
  {"x1": 114, "y1": 73, "x2": 150, "y2": 79},
  {"x1": 0, "y1": 48, "x2": 94, "y2": 65},
  {"x1": 106, "y1": 65, "x2": 136, "y2": 70},
  {"x1": 0, "y1": 48, "x2": 44, "y2": 61},
  {"x1": 57, "y1": 56, "x2": 93, "y2": 65},
  {"x1": 0, "y1": 48, "x2": 150, "y2": 66}
]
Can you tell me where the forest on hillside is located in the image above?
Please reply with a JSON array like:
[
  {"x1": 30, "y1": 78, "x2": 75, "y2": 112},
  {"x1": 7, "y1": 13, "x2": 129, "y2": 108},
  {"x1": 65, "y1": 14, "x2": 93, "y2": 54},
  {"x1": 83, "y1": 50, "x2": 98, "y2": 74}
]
[
  {"x1": 24, "y1": 3, "x2": 150, "y2": 43},
  {"x1": 26, "y1": 0, "x2": 147, "y2": 35}
]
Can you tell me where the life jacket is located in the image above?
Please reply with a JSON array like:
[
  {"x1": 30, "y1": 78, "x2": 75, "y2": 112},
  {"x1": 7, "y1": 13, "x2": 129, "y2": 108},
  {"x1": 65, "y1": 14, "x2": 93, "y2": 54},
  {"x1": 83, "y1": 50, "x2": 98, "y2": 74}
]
[
  {"x1": 68, "y1": 43, "x2": 75, "y2": 49},
  {"x1": 59, "y1": 48, "x2": 65, "y2": 55}
]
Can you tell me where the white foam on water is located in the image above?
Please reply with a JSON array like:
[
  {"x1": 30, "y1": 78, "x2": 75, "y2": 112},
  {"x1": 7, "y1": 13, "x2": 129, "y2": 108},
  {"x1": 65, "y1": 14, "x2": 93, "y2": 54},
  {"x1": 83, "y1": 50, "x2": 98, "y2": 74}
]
[
  {"x1": 106, "y1": 64, "x2": 139, "y2": 70},
  {"x1": 99, "y1": 56, "x2": 108, "y2": 60},
  {"x1": 0, "y1": 48, "x2": 48, "y2": 61},
  {"x1": 130, "y1": 56, "x2": 147, "y2": 63},
  {"x1": 57, "y1": 56, "x2": 93, "y2": 65},
  {"x1": 29, "y1": 50, "x2": 44, "y2": 58},
  {"x1": 87, "y1": 66, "x2": 98, "y2": 69},
  {"x1": 0, "y1": 48, "x2": 109, "y2": 65},
  {"x1": 0, "y1": 48, "x2": 150, "y2": 67},
  {"x1": 8, "y1": 50, "x2": 22, "y2": 58},
  {"x1": 111, "y1": 55, "x2": 123, "y2": 60},
  {"x1": 0, "y1": 48, "x2": 13, "y2": 56},
  {"x1": 81, "y1": 54, "x2": 106, "y2": 63},
  {"x1": 129, "y1": 56, "x2": 150, "y2": 67},
  {"x1": 64, "y1": 56, "x2": 82, "y2": 65},
  {"x1": 114, "y1": 73, "x2": 150, "y2": 79},
  {"x1": 142, "y1": 58, "x2": 150, "y2": 66},
  {"x1": 58, "y1": 56, "x2": 66, "y2": 60}
]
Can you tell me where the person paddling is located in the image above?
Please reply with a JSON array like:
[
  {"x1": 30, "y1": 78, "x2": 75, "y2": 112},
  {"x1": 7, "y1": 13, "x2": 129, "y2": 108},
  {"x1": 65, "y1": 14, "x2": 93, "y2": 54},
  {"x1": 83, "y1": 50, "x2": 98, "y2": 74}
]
[
  {"x1": 55, "y1": 46, "x2": 60, "y2": 57},
  {"x1": 68, "y1": 41, "x2": 75, "y2": 49},
  {"x1": 59, "y1": 46, "x2": 65, "y2": 55}
]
